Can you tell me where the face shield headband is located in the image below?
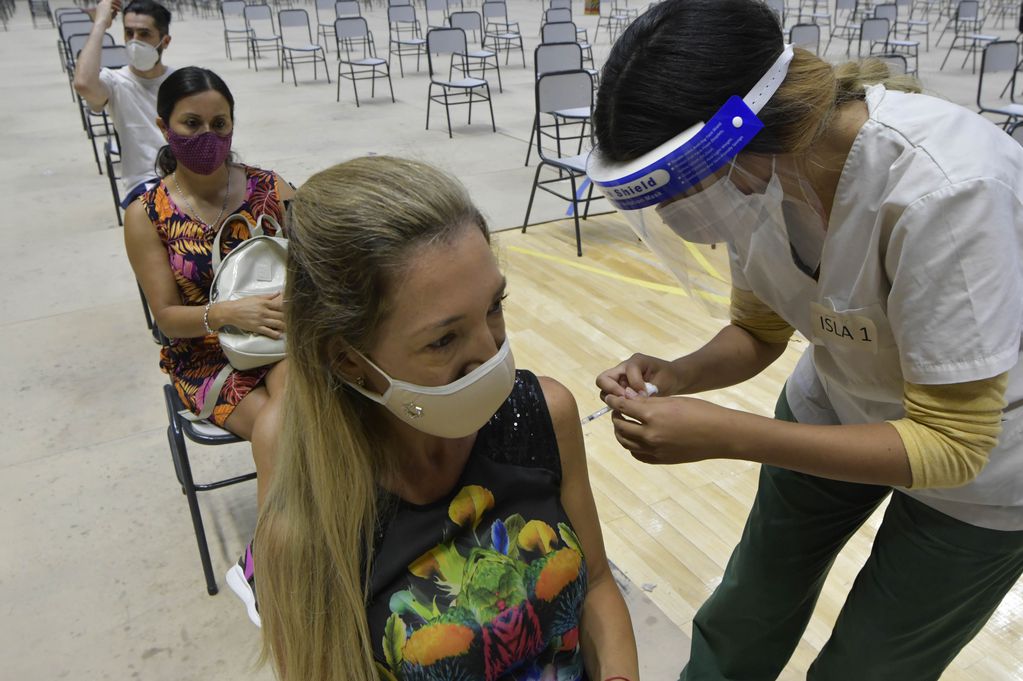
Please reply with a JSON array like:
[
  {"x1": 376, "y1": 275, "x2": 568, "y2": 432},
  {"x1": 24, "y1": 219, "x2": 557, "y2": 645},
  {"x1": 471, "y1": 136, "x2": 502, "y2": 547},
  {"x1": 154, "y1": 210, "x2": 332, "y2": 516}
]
[{"x1": 588, "y1": 44, "x2": 794, "y2": 209}]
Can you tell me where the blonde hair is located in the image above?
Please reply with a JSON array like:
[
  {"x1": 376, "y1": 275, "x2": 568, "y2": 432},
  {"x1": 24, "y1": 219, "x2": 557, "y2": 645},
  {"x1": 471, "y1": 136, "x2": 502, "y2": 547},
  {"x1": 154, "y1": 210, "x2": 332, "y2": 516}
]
[
  {"x1": 760, "y1": 49, "x2": 923, "y2": 154},
  {"x1": 255, "y1": 156, "x2": 488, "y2": 681}
]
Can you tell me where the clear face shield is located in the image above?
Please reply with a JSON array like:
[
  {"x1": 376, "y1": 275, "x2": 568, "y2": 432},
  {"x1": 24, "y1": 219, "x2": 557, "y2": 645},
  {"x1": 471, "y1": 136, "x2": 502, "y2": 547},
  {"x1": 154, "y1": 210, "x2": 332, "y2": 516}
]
[{"x1": 588, "y1": 44, "x2": 828, "y2": 318}]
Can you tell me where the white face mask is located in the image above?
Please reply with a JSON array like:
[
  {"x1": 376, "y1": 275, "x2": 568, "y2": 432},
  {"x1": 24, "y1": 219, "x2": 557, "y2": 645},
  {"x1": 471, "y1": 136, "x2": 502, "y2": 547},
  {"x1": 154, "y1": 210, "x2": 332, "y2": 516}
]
[
  {"x1": 344, "y1": 339, "x2": 516, "y2": 439},
  {"x1": 126, "y1": 39, "x2": 161, "y2": 71}
]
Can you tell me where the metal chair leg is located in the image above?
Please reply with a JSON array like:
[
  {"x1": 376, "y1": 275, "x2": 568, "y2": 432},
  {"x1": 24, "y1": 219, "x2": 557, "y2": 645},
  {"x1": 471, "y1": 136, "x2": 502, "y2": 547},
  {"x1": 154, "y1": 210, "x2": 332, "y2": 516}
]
[
  {"x1": 486, "y1": 84, "x2": 495, "y2": 132},
  {"x1": 524, "y1": 115, "x2": 537, "y2": 166},
  {"x1": 522, "y1": 162, "x2": 544, "y2": 232},
  {"x1": 426, "y1": 82, "x2": 433, "y2": 129},
  {"x1": 166, "y1": 420, "x2": 219, "y2": 596},
  {"x1": 444, "y1": 88, "x2": 453, "y2": 138},
  {"x1": 569, "y1": 175, "x2": 582, "y2": 257}
]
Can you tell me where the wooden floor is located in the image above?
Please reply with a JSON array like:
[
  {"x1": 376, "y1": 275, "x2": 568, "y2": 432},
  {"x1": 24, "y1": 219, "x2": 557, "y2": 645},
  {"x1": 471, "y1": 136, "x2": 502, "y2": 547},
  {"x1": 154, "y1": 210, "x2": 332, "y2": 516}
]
[{"x1": 495, "y1": 213, "x2": 1023, "y2": 680}]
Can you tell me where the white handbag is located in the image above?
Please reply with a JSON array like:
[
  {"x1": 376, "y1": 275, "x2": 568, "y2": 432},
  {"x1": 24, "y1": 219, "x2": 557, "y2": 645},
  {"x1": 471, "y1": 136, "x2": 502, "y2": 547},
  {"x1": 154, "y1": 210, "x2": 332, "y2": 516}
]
[{"x1": 187, "y1": 213, "x2": 287, "y2": 422}]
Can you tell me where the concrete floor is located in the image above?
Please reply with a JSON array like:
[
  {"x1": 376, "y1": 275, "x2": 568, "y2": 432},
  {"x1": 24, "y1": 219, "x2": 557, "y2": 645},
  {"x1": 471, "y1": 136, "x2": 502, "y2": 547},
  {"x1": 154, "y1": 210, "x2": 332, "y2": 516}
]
[{"x1": 2, "y1": 0, "x2": 1022, "y2": 679}]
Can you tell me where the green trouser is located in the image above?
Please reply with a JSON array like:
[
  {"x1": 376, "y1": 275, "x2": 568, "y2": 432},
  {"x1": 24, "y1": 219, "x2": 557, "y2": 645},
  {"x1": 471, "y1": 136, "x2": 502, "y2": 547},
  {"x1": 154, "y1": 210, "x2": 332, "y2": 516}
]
[{"x1": 680, "y1": 389, "x2": 1023, "y2": 681}]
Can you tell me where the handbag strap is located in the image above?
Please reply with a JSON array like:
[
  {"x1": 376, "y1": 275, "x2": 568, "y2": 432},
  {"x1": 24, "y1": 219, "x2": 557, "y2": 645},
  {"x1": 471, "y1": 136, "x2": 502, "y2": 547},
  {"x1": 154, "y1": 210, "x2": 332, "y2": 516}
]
[
  {"x1": 211, "y1": 213, "x2": 255, "y2": 271},
  {"x1": 211, "y1": 213, "x2": 287, "y2": 271},
  {"x1": 179, "y1": 364, "x2": 234, "y2": 422},
  {"x1": 258, "y1": 213, "x2": 285, "y2": 238}
]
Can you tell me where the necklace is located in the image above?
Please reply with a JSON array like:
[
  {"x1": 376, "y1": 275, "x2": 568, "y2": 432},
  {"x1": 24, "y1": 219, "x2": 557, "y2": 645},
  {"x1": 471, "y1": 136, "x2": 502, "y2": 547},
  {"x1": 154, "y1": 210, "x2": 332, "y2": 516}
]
[{"x1": 171, "y1": 168, "x2": 231, "y2": 230}]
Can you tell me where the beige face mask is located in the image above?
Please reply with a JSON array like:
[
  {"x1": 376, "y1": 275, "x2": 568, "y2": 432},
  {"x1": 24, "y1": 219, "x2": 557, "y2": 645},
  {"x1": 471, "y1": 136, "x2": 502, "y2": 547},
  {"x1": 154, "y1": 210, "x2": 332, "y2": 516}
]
[{"x1": 344, "y1": 339, "x2": 516, "y2": 439}]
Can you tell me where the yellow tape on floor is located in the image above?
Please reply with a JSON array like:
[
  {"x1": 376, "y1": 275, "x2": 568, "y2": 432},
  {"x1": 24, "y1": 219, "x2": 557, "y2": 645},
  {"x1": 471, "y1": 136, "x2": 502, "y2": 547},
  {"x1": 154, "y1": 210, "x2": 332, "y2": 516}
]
[
  {"x1": 506, "y1": 245, "x2": 688, "y2": 296},
  {"x1": 507, "y1": 245, "x2": 731, "y2": 307}
]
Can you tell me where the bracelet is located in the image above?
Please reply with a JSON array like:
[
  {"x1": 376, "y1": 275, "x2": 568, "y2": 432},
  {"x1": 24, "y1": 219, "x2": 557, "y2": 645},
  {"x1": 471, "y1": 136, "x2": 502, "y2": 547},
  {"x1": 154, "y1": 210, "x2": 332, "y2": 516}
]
[{"x1": 203, "y1": 301, "x2": 215, "y2": 335}]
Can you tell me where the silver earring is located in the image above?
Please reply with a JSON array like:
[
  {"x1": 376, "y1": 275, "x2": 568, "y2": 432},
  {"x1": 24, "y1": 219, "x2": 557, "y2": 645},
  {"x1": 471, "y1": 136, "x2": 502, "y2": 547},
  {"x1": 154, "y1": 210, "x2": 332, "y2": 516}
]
[{"x1": 355, "y1": 376, "x2": 365, "y2": 387}]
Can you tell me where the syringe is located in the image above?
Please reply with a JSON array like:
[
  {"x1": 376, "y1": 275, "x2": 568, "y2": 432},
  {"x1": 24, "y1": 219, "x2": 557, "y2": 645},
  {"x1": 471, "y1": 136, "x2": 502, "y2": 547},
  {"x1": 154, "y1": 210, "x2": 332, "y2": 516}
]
[{"x1": 580, "y1": 382, "x2": 659, "y2": 424}]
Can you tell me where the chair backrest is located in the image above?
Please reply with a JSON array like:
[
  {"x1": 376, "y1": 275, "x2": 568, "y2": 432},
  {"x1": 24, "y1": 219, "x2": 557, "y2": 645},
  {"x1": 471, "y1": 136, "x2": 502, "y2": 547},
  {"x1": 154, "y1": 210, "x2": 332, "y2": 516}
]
[
  {"x1": 101, "y1": 44, "x2": 129, "y2": 69},
  {"x1": 426, "y1": 25, "x2": 467, "y2": 55},
  {"x1": 68, "y1": 32, "x2": 97, "y2": 62},
  {"x1": 335, "y1": 14, "x2": 375, "y2": 56},
  {"x1": 426, "y1": 26, "x2": 468, "y2": 76},
  {"x1": 541, "y1": 20, "x2": 577, "y2": 43},
  {"x1": 72, "y1": 32, "x2": 117, "y2": 67},
  {"x1": 536, "y1": 68, "x2": 593, "y2": 118},
  {"x1": 57, "y1": 9, "x2": 90, "y2": 25},
  {"x1": 482, "y1": 1, "x2": 508, "y2": 23},
  {"x1": 222, "y1": 0, "x2": 247, "y2": 30},
  {"x1": 280, "y1": 8, "x2": 314, "y2": 45},
  {"x1": 389, "y1": 4, "x2": 418, "y2": 24},
  {"x1": 766, "y1": 0, "x2": 784, "y2": 22},
  {"x1": 244, "y1": 4, "x2": 277, "y2": 36},
  {"x1": 789, "y1": 22, "x2": 820, "y2": 52},
  {"x1": 549, "y1": 0, "x2": 572, "y2": 9},
  {"x1": 449, "y1": 9, "x2": 482, "y2": 32},
  {"x1": 61, "y1": 19, "x2": 93, "y2": 44},
  {"x1": 981, "y1": 39, "x2": 1019, "y2": 74},
  {"x1": 388, "y1": 0, "x2": 412, "y2": 6},
  {"x1": 873, "y1": 3, "x2": 898, "y2": 23},
  {"x1": 956, "y1": 0, "x2": 980, "y2": 21},
  {"x1": 425, "y1": 0, "x2": 448, "y2": 12},
  {"x1": 535, "y1": 41, "x2": 583, "y2": 76},
  {"x1": 835, "y1": 0, "x2": 857, "y2": 12},
  {"x1": 336, "y1": 0, "x2": 361, "y2": 16},
  {"x1": 314, "y1": 0, "x2": 335, "y2": 23},
  {"x1": 861, "y1": 16, "x2": 889, "y2": 41},
  {"x1": 545, "y1": 7, "x2": 572, "y2": 22},
  {"x1": 335, "y1": 15, "x2": 370, "y2": 41},
  {"x1": 279, "y1": 7, "x2": 311, "y2": 32}
]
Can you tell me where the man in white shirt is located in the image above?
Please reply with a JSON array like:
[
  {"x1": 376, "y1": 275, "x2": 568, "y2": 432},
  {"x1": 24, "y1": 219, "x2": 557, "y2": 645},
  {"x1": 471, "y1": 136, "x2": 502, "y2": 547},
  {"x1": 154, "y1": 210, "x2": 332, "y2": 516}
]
[{"x1": 74, "y1": 0, "x2": 174, "y2": 208}]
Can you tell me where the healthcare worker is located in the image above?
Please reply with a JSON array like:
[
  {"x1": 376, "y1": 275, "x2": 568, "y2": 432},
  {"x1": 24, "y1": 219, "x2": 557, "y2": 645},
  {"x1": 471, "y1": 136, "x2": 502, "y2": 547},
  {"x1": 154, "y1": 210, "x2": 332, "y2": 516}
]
[{"x1": 587, "y1": 0, "x2": 1023, "y2": 679}]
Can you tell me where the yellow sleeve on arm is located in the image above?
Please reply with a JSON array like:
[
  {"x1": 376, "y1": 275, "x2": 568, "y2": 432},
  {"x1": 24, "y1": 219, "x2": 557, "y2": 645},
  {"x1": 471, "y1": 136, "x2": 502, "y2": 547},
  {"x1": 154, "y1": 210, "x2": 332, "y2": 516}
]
[
  {"x1": 888, "y1": 373, "x2": 1008, "y2": 489},
  {"x1": 729, "y1": 286, "x2": 795, "y2": 344}
]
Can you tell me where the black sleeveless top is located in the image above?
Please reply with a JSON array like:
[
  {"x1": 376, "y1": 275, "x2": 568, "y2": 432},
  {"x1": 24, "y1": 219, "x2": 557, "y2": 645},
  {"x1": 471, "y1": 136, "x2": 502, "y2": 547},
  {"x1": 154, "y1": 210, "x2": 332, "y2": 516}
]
[{"x1": 367, "y1": 370, "x2": 589, "y2": 681}]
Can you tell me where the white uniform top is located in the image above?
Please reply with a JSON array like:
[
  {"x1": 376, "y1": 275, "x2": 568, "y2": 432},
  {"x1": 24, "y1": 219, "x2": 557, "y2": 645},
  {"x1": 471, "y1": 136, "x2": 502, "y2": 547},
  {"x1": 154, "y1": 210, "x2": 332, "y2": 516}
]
[
  {"x1": 96, "y1": 66, "x2": 173, "y2": 193},
  {"x1": 730, "y1": 85, "x2": 1023, "y2": 530}
]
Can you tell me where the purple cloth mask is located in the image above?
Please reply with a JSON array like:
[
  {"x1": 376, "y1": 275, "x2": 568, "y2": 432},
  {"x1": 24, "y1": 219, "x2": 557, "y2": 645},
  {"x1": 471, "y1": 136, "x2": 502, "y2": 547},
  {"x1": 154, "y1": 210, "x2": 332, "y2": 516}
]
[{"x1": 167, "y1": 130, "x2": 233, "y2": 175}]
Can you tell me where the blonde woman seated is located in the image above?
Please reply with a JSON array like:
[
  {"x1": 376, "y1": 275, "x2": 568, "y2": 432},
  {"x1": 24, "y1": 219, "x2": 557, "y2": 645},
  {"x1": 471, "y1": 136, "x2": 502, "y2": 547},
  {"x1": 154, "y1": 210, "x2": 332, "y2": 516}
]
[{"x1": 255, "y1": 157, "x2": 640, "y2": 681}]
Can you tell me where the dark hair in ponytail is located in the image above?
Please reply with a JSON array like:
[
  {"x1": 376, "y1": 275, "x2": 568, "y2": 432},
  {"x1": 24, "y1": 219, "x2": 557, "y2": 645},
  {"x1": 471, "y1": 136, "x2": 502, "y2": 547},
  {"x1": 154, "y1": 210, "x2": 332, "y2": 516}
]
[
  {"x1": 155, "y1": 66, "x2": 236, "y2": 176},
  {"x1": 593, "y1": 0, "x2": 920, "y2": 163}
]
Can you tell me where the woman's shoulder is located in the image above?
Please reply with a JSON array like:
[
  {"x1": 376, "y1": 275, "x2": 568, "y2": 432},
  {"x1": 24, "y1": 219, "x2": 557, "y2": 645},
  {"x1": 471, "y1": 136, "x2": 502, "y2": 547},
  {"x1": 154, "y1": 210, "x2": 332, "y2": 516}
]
[
  {"x1": 475, "y1": 370, "x2": 562, "y2": 474},
  {"x1": 868, "y1": 87, "x2": 1023, "y2": 197},
  {"x1": 131, "y1": 179, "x2": 171, "y2": 228},
  {"x1": 240, "y1": 164, "x2": 289, "y2": 185},
  {"x1": 237, "y1": 165, "x2": 290, "y2": 222},
  {"x1": 536, "y1": 375, "x2": 580, "y2": 434},
  {"x1": 507, "y1": 371, "x2": 580, "y2": 437},
  {"x1": 239, "y1": 163, "x2": 267, "y2": 175}
]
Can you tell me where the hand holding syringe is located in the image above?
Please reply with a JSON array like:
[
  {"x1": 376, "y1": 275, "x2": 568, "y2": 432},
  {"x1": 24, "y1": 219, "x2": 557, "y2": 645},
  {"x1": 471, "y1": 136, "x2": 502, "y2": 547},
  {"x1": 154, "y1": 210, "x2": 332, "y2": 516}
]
[{"x1": 581, "y1": 382, "x2": 659, "y2": 424}]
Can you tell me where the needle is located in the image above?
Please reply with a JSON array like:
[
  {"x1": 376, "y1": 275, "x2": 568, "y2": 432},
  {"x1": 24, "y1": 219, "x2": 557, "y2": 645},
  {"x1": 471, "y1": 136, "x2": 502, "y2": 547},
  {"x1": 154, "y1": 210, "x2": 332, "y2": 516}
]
[{"x1": 580, "y1": 382, "x2": 658, "y2": 424}]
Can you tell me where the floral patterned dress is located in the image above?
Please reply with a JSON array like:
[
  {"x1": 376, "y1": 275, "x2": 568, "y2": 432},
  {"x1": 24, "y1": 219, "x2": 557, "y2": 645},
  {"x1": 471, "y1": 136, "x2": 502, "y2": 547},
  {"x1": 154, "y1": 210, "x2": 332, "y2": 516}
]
[
  {"x1": 140, "y1": 165, "x2": 286, "y2": 426},
  {"x1": 368, "y1": 370, "x2": 590, "y2": 681}
]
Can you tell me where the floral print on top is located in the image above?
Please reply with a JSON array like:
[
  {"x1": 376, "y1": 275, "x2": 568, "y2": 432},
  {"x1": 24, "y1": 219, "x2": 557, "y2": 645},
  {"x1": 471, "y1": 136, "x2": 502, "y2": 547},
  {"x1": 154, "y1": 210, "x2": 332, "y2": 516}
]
[
  {"x1": 139, "y1": 165, "x2": 286, "y2": 426},
  {"x1": 368, "y1": 370, "x2": 589, "y2": 681}
]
